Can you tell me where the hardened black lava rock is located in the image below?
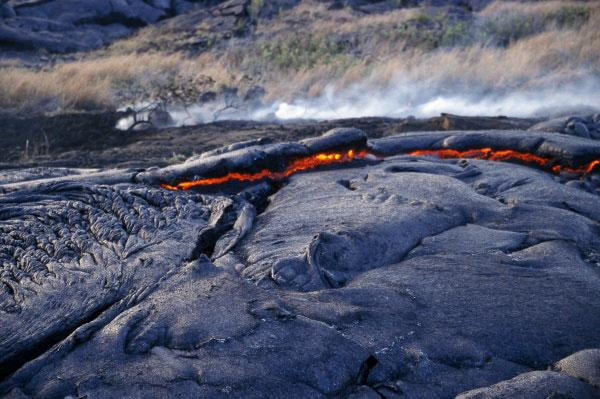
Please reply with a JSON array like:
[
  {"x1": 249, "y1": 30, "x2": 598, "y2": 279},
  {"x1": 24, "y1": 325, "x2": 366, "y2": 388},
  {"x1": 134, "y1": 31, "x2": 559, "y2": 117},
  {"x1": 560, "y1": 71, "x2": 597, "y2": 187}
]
[
  {"x1": 0, "y1": 0, "x2": 231, "y2": 53},
  {"x1": 1, "y1": 127, "x2": 600, "y2": 398}
]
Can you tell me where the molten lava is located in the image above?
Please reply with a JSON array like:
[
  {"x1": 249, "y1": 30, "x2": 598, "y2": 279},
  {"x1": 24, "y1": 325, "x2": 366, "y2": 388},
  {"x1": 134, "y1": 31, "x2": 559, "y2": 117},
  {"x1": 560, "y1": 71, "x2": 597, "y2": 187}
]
[
  {"x1": 161, "y1": 149, "x2": 372, "y2": 190},
  {"x1": 161, "y1": 146, "x2": 600, "y2": 190},
  {"x1": 409, "y1": 148, "x2": 600, "y2": 175}
]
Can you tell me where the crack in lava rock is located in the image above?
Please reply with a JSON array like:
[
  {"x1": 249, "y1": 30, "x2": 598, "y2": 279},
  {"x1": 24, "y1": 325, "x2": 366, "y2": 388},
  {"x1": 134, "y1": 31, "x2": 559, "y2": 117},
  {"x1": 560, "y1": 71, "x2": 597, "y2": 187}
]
[{"x1": 161, "y1": 149, "x2": 376, "y2": 190}]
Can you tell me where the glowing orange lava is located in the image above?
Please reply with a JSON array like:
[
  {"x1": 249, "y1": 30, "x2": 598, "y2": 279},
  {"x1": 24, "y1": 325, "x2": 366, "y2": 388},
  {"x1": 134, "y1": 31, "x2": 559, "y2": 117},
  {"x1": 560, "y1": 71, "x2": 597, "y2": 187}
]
[
  {"x1": 161, "y1": 149, "x2": 372, "y2": 190},
  {"x1": 160, "y1": 147, "x2": 600, "y2": 190},
  {"x1": 409, "y1": 148, "x2": 600, "y2": 175}
]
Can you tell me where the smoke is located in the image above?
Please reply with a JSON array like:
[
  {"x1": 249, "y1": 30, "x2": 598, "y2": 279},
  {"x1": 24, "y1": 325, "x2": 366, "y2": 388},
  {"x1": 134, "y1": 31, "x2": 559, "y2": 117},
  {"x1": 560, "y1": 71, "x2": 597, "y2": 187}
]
[
  {"x1": 118, "y1": 75, "x2": 600, "y2": 130},
  {"x1": 267, "y1": 78, "x2": 600, "y2": 120}
]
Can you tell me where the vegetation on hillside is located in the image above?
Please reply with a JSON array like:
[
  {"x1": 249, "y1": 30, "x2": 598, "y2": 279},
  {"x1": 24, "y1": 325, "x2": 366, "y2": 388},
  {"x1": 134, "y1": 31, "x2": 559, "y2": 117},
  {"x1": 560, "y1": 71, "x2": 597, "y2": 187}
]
[{"x1": 0, "y1": 0, "x2": 597, "y2": 114}]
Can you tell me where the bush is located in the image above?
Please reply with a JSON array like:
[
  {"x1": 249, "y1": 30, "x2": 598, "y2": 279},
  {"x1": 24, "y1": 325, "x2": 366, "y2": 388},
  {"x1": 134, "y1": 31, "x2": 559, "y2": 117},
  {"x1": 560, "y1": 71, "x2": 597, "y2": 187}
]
[
  {"x1": 253, "y1": 35, "x2": 348, "y2": 70},
  {"x1": 480, "y1": 14, "x2": 541, "y2": 46},
  {"x1": 548, "y1": 5, "x2": 590, "y2": 28},
  {"x1": 248, "y1": 0, "x2": 264, "y2": 19}
]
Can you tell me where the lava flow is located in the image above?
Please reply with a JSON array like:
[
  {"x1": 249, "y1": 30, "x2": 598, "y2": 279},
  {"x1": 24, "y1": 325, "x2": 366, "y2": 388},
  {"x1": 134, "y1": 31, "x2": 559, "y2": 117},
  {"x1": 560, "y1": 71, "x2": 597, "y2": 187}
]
[
  {"x1": 161, "y1": 147, "x2": 600, "y2": 190},
  {"x1": 161, "y1": 149, "x2": 373, "y2": 190},
  {"x1": 409, "y1": 148, "x2": 600, "y2": 175}
]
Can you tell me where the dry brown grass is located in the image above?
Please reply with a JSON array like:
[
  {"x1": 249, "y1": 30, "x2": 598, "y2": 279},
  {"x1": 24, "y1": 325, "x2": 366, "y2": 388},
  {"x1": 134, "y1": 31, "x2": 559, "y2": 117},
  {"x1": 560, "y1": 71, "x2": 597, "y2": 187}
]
[
  {"x1": 0, "y1": 53, "x2": 186, "y2": 111},
  {"x1": 255, "y1": 0, "x2": 420, "y2": 37},
  {"x1": 480, "y1": 0, "x2": 590, "y2": 17}
]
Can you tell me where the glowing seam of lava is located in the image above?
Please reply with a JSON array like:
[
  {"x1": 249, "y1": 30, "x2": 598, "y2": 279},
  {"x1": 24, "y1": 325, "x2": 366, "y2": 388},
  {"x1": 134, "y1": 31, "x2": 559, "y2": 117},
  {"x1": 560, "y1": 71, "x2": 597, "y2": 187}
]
[
  {"x1": 161, "y1": 149, "x2": 370, "y2": 190},
  {"x1": 161, "y1": 147, "x2": 600, "y2": 190},
  {"x1": 408, "y1": 148, "x2": 600, "y2": 175}
]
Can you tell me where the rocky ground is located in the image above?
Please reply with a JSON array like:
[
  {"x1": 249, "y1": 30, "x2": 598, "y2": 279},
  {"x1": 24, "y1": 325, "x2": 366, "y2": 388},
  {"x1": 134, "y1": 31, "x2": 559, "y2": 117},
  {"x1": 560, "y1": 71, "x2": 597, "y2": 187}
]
[
  {"x1": 1, "y1": 1, "x2": 600, "y2": 397},
  {"x1": 1, "y1": 118, "x2": 600, "y2": 398},
  {"x1": 0, "y1": 112, "x2": 538, "y2": 168}
]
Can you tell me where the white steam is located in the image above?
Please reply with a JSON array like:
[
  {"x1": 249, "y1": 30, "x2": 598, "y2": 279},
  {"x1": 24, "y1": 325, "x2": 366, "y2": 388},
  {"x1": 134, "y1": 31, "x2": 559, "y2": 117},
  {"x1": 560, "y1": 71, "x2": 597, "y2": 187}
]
[
  {"x1": 267, "y1": 77, "x2": 600, "y2": 121},
  {"x1": 118, "y1": 76, "x2": 600, "y2": 130}
]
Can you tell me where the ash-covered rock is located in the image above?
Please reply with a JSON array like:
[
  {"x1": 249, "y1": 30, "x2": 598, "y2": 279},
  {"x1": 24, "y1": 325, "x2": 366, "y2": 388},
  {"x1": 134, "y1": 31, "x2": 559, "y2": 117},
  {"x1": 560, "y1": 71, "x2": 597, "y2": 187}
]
[{"x1": 1, "y1": 127, "x2": 600, "y2": 398}]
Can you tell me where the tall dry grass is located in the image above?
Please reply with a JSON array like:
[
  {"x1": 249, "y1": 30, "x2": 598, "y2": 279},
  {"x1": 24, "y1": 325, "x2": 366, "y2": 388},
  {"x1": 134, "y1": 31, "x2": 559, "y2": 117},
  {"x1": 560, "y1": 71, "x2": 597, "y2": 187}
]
[
  {"x1": 0, "y1": 53, "x2": 183, "y2": 112},
  {"x1": 380, "y1": 3, "x2": 598, "y2": 88},
  {"x1": 480, "y1": 0, "x2": 589, "y2": 17}
]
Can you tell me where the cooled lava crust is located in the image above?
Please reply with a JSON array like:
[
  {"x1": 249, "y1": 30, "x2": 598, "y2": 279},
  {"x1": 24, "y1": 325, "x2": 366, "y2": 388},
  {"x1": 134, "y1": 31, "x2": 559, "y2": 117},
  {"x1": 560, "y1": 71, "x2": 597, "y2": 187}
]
[{"x1": 1, "y1": 127, "x2": 600, "y2": 398}]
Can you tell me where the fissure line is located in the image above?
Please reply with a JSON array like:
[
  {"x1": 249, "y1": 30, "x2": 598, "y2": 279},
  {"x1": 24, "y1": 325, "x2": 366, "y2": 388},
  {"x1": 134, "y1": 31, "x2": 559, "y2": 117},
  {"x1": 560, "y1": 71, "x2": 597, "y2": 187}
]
[
  {"x1": 408, "y1": 148, "x2": 600, "y2": 175},
  {"x1": 161, "y1": 149, "x2": 375, "y2": 190},
  {"x1": 161, "y1": 147, "x2": 600, "y2": 190}
]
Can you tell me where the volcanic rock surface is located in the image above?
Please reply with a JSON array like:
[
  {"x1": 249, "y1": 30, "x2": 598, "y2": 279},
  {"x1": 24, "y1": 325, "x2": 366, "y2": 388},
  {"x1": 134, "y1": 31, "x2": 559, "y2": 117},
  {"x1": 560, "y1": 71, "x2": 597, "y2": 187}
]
[{"x1": 1, "y1": 127, "x2": 600, "y2": 398}]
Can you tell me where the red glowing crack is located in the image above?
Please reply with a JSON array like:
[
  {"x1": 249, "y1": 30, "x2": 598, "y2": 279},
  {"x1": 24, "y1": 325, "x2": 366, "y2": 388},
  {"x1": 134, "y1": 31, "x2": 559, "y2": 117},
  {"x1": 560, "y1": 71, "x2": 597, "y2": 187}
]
[
  {"x1": 161, "y1": 149, "x2": 373, "y2": 190},
  {"x1": 409, "y1": 148, "x2": 600, "y2": 175},
  {"x1": 161, "y1": 147, "x2": 600, "y2": 190}
]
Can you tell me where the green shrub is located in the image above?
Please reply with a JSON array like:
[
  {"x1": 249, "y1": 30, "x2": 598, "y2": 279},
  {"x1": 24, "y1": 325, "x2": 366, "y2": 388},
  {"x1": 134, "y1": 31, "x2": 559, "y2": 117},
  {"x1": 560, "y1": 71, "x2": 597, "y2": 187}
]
[
  {"x1": 480, "y1": 14, "x2": 541, "y2": 46},
  {"x1": 441, "y1": 20, "x2": 470, "y2": 47},
  {"x1": 253, "y1": 35, "x2": 348, "y2": 70},
  {"x1": 248, "y1": 0, "x2": 263, "y2": 19},
  {"x1": 548, "y1": 5, "x2": 590, "y2": 28}
]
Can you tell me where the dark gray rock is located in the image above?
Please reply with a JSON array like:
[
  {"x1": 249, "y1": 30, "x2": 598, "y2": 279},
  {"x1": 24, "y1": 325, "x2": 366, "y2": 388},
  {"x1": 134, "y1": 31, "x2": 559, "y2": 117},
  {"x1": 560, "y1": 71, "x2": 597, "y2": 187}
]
[
  {"x1": 407, "y1": 223, "x2": 527, "y2": 257},
  {"x1": 136, "y1": 126, "x2": 369, "y2": 186},
  {"x1": 0, "y1": 1, "x2": 15, "y2": 18},
  {"x1": 566, "y1": 121, "x2": 591, "y2": 139},
  {"x1": 14, "y1": 0, "x2": 166, "y2": 26},
  {"x1": 212, "y1": 0, "x2": 248, "y2": 17},
  {"x1": 369, "y1": 129, "x2": 600, "y2": 162},
  {"x1": 148, "y1": 107, "x2": 174, "y2": 128},
  {"x1": 173, "y1": 0, "x2": 199, "y2": 14},
  {"x1": 590, "y1": 125, "x2": 600, "y2": 140},
  {"x1": 529, "y1": 115, "x2": 600, "y2": 142},
  {"x1": 1, "y1": 127, "x2": 600, "y2": 398},
  {"x1": 0, "y1": 182, "x2": 223, "y2": 378},
  {"x1": 0, "y1": 0, "x2": 217, "y2": 52},
  {"x1": 194, "y1": 137, "x2": 273, "y2": 160},
  {"x1": 0, "y1": 21, "x2": 97, "y2": 52},
  {"x1": 0, "y1": 168, "x2": 136, "y2": 193},
  {"x1": 348, "y1": 385, "x2": 381, "y2": 399},
  {"x1": 300, "y1": 127, "x2": 368, "y2": 152},
  {"x1": 528, "y1": 117, "x2": 568, "y2": 133},
  {"x1": 234, "y1": 161, "x2": 504, "y2": 290},
  {"x1": 135, "y1": 141, "x2": 309, "y2": 185},
  {"x1": 149, "y1": 0, "x2": 172, "y2": 11},
  {"x1": 0, "y1": 167, "x2": 98, "y2": 186},
  {"x1": 254, "y1": 0, "x2": 300, "y2": 18}
]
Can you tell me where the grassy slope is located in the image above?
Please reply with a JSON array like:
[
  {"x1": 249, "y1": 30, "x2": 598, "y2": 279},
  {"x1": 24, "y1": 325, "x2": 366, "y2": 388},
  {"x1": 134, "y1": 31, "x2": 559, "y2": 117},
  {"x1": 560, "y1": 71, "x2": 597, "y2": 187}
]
[{"x1": 0, "y1": 0, "x2": 597, "y2": 114}]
